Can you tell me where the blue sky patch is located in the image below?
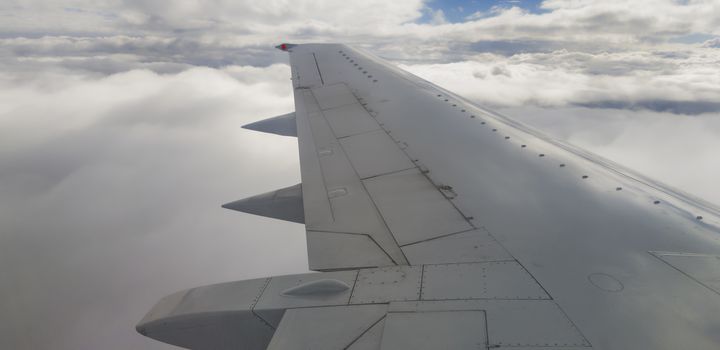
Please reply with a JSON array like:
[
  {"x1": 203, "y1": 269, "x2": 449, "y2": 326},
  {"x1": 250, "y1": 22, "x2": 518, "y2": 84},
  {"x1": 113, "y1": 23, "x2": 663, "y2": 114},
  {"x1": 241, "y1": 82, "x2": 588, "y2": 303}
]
[{"x1": 419, "y1": 0, "x2": 546, "y2": 23}]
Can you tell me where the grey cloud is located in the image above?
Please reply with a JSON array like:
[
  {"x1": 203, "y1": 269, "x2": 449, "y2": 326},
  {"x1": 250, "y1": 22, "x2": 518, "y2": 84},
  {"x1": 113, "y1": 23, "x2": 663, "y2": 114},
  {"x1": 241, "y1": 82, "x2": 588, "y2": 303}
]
[
  {"x1": 703, "y1": 37, "x2": 720, "y2": 48},
  {"x1": 403, "y1": 48, "x2": 720, "y2": 110},
  {"x1": 498, "y1": 105, "x2": 720, "y2": 205},
  {"x1": 469, "y1": 40, "x2": 558, "y2": 55},
  {"x1": 0, "y1": 66, "x2": 304, "y2": 350},
  {"x1": 491, "y1": 65, "x2": 512, "y2": 77},
  {"x1": 575, "y1": 100, "x2": 720, "y2": 115},
  {"x1": 0, "y1": 36, "x2": 287, "y2": 74}
]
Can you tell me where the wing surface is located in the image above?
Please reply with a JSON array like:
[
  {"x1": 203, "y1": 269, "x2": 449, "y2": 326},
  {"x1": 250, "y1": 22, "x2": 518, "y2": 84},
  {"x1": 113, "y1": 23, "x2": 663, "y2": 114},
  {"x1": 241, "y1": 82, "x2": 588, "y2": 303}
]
[
  {"x1": 281, "y1": 43, "x2": 720, "y2": 350},
  {"x1": 137, "y1": 44, "x2": 720, "y2": 350}
]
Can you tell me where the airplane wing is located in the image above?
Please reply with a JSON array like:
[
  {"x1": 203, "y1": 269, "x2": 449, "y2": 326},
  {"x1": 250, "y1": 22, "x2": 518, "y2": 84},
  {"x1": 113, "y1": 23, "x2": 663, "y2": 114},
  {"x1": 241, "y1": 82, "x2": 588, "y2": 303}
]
[{"x1": 136, "y1": 43, "x2": 720, "y2": 350}]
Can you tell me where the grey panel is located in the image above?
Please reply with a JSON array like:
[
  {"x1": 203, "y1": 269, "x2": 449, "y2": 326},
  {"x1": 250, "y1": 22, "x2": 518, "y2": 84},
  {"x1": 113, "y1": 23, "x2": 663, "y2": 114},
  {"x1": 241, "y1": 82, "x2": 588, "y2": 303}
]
[
  {"x1": 323, "y1": 103, "x2": 380, "y2": 138},
  {"x1": 363, "y1": 169, "x2": 472, "y2": 246},
  {"x1": 242, "y1": 112, "x2": 297, "y2": 137},
  {"x1": 255, "y1": 270, "x2": 358, "y2": 327},
  {"x1": 312, "y1": 83, "x2": 358, "y2": 110},
  {"x1": 222, "y1": 183, "x2": 304, "y2": 224},
  {"x1": 292, "y1": 52, "x2": 323, "y2": 88},
  {"x1": 171, "y1": 278, "x2": 269, "y2": 315},
  {"x1": 317, "y1": 43, "x2": 720, "y2": 349},
  {"x1": 139, "y1": 44, "x2": 720, "y2": 350},
  {"x1": 139, "y1": 278, "x2": 268, "y2": 324},
  {"x1": 388, "y1": 300, "x2": 589, "y2": 348},
  {"x1": 295, "y1": 89, "x2": 333, "y2": 225},
  {"x1": 136, "y1": 278, "x2": 274, "y2": 350},
  {"x1": 380, "y1": 310, "x2": 486, "y2": 350},
  {"x1": 267, "y1": 305, "x2": 387, "y2": 350},
  {"x1": 346, "y1": 318, "x2": 385, "y2": 350},
  {"x1": 301, "y1": 90, "x2": 408, "y2": 267},
  {"x1": 483, "y1": 300, "x2": 590, "y2": 348},
  {"x1": 350, "y1": 266, "x2": 422, "y2": 304},
  {"x1": 341, "y1": 129, "x2": 415, "y2": 179},
  {"x1": 281, "y1": 279, "x2": 350, "y2": 296},
  {"x1": 139, "y1": 313, "x2": 274, "y2": 350},
  {"x1": 495, "y1": 348, "x2": 591, "y2": 350},
  {"x1": 306, "y1": 231, "x2": 394, "y2": 271},
  {"x1": 421, "y1": 261, "x2": 549, "y2": 300},
  {"x1": 653, "y1": 252, "x2": 720, "y2": 294},
  {"x1": 402, "y1": 229, "x2": 513, "y2": 265}
]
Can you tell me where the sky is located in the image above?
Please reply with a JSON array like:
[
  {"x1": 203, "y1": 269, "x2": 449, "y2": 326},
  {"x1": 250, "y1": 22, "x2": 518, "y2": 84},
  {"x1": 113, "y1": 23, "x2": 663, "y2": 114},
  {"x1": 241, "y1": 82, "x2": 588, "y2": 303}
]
[{"x1": 1, "y1": 1, "x2": 719, "y2": 349}]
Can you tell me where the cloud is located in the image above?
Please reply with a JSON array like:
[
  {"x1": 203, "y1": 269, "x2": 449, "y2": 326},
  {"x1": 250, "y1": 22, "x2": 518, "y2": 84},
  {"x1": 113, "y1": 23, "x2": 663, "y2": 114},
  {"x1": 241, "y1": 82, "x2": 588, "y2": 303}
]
[
  {"x1": 401, "y1": 48, "x2": 720, "y2": 111},
  {"x1": 703, "y1": 37, "x2": 720, "y2": 48},
  {"x1": 2, "y1": 0, "x2": 719, "y2": 68},
  {"x1": 0, "y1": 64, "x2": 308, "y2": 350},
  {"x1": 2, "y1": 1, "x2": 720, "y2": 349},
  {"x1": 497, "y1": 105, "x2": 720, "y2": 204},
  {"x1": 429, "y1": 8, "x2": 448, "y2": 25}
]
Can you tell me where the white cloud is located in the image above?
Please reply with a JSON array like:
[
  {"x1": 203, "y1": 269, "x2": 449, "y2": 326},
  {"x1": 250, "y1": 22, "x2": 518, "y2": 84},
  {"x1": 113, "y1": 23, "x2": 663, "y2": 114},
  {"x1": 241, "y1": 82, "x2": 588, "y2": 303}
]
[
  {"x1": 703, "y1": 37, "x2": 720, "y2": 48},
  {"x1": 498, "y1": 105, "x2": 720, "y2": 205},
  {"x1": 401, "y1": 48, "x2": 720, "y2": 111},
  {"x1": 430, "y1": 8, "x2": 448, "y2": 25},
  {"x1": 0, "y1": 64, "x2": 307, "y2": 350},
  {"x1": 2, "y1": 1, "x2": 720, "y2": 349}
]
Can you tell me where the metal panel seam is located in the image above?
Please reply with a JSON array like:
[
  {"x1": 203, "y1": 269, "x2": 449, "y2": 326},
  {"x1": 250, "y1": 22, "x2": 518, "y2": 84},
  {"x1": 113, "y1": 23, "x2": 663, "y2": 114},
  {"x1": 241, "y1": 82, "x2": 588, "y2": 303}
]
[
  {"x1": 342, "y1": 315, "x2": 386, "y2": 350},
  {"x1": 252, "y1": 278, "x2": 277, "y2": 330},
  {"x1": 347, "y1": 270, "x2": 361, "y2": 305},
  {"x1": 399, "y1": 228, "x2": 478, "y2": 247},
  {"x1": 299, "y1": 88, "x2": 336, "y2": 221},
  {"x1": 311, "y1": 52, "x2": 324, "y2": 85},
  {"x1": 359, "y1": 166, "x2": 417, "y2": 181},
  {"x1": 649, "y1": 251, "x2": 720, "y2": 297},
  {"x1": 309, "y1": 231, "x2": 399, "y2": 267},
  {"x1": 320, "y1": 96, "x2": 410, "y2": 265}
]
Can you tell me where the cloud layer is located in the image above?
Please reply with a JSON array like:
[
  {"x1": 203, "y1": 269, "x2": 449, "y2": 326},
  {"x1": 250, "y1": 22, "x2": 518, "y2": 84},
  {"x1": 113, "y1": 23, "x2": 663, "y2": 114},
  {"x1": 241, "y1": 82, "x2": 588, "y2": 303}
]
[
  {"x1": 1, "y1": 1, "x2": 719, "y2": 349},
  {"x1": 0, "y1": 65, "x2": 308, "y2": 350}
]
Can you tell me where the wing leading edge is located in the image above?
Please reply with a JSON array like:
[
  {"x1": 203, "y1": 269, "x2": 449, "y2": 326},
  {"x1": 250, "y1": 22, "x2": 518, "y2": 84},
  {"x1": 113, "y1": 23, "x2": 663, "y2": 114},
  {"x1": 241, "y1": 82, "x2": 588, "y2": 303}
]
[{"x1": 137, "y1": 43, "x2": 720, "y2": 350}]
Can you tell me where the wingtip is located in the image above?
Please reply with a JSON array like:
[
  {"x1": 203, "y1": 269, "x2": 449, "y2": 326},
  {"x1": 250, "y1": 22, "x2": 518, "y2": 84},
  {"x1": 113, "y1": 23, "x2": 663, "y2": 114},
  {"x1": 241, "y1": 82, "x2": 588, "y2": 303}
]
[{"x1": 275, "y1": 43, "x2": 296, "y2": 51}]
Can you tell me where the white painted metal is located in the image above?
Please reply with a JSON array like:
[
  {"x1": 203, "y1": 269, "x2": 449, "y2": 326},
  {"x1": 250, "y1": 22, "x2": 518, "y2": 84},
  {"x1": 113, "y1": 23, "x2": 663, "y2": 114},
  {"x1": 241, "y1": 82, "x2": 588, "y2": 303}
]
[
  {"x1": 421, "y1": 261, "x2": 549, "y2": 300},
  {"x1": 306, "y1": 231, "x2": 393, "y2": 270},
  {"x1": 139, "y1": 43, "x2": 720, "y2": 350},
  {"x1": 388, "y1": 300, "x2": 589, "y2": 348},
  {"x1": 254, "y1": 271, "x2": 357, "y2": 327},
  {"x1": 322, "y1": 103, "x2": 380, "y2": 138},
  {"x1": 349, "y1": 266, "x2": 422, "y2": 304},
  {"x1": 136, "y1": 278, "x2": 274, "y2": 350},
  {"x1": 281, "y1": 279, "x2": 350, "y2": 296},
  {"x1": 292, "y1": 53, "x2": 323, "y2": 88},
  {"x1": 652, "y1": 252, "x2": 720, "y2": 294},
  {"x1": 242, "y1": 112, "x2": 297, "y2": 137},
  {"x1": 222, "y1": 183, "x2": 304, "y2": 224},
  {"x1": 340, "y1": 129, "x2": 415, "y2": 179},
  {"x1": 380, "y1": 310, "x2": 486, "y2": 350},
  {"x1": 346, "y1": 318, "x2": 385, "y2": 350},
  {"x1": 401, "y1": 229, "x2": 513, "y2": 264},
  {"x1": 363, "y1": 168, "x2": 472, "y2": 246},
  {"x1": 312, "y1": 83, "x2": 358, "y2": 110},
  {"x1": 297, "y1": 86, "x2": 408, "y2": 266},
  {"x1": 266, "y1": 305, "x2": 387, "y2": 350},
  {"x1": 295, "y1": 89, "x2": 333, "y2": 226},
  {"x1": 482, "y1": 300, "x2": 590, "y2": 348}
]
